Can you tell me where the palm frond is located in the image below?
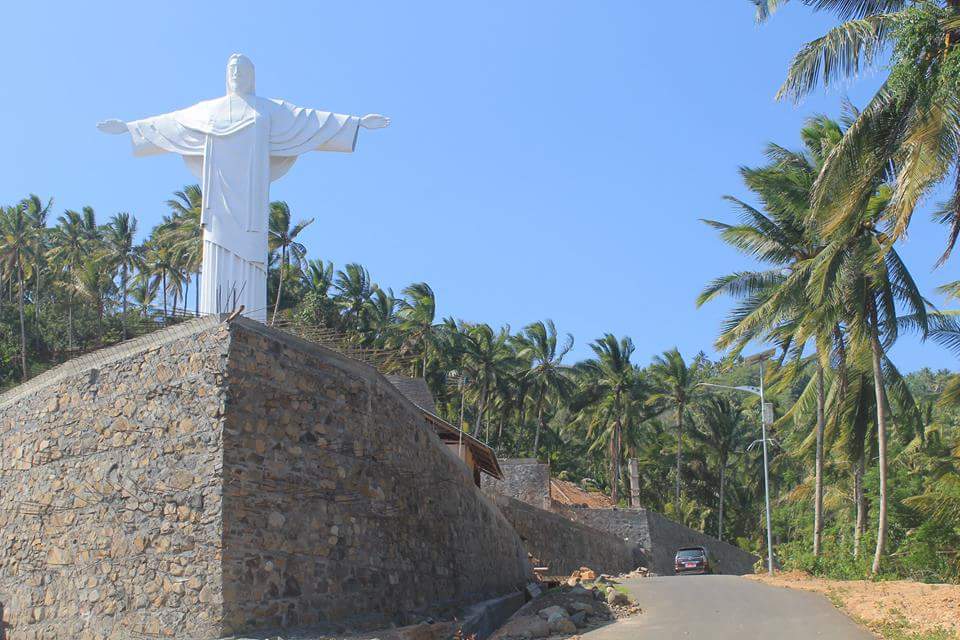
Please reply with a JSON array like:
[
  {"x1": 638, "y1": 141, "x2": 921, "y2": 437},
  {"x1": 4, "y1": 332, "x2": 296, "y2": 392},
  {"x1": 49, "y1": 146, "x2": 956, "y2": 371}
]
[{"x1": 776, "y1": 15, "x2": 895, "y2": 103}]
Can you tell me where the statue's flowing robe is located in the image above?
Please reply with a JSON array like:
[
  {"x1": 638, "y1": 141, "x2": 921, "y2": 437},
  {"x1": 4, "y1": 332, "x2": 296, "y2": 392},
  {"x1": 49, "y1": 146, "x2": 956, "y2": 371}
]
[{"x1": 127, "y1": 94, "x2": 360, "y2": 322}]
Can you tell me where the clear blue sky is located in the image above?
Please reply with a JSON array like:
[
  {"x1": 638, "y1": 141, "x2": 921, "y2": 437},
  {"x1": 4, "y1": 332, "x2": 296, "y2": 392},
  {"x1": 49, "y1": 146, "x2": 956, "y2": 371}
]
[{"x1": 0, "y1": 1, "x2": 954, "y2": 372}]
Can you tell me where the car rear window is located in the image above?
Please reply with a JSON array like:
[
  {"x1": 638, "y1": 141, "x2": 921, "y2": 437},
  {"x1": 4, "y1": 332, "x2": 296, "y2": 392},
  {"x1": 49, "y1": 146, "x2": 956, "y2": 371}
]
[{"x1": 677, "y1": 549, "x2": 704, "y2": 559}]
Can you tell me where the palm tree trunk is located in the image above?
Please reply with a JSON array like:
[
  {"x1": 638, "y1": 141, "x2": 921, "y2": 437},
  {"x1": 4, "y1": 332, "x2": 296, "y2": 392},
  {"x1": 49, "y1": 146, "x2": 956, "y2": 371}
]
[
  {"x1": 195, "y1": 269, "x2": 201, "y2": 316},
  {"x1": 870, "y1": 316, "x2": 889, "y2": 576},
  {"x1": 533, "y1": 385, "x2": 546, "y2": 456},
  {"x1": 162, "y1": 273, "x2": 168, "y2": 326},
  {"x1": 33, "y1": 265, "x2": 41, "y2": 348},
  {"x1": 477, "y1": 384, "x2": 489, "y2": 441},
  {"x1": 272, "y1": 245, "x2": 286, "y2": 325},
  {"x1": 609, "y1": 428, "x2": 619, "y2": 503},
  {"x1": 615, "y1": 417, "x2": 622, "y2": 501},
  {"x1": 675, "y1": 400, "x2": 684, "y2": 506},
  {"x1": 17, "y1": 266, "x2": 27, "y2": 380},
  {"x1": 814, "y1": 361, "x2": 826, "y2": 557},
  {"x1": 718, "y1": 461, "x2": 725, "y2": 541},
  {"x1": 611, "y1": 390, "x2": 623, "y2": 503},
  {"x1": 515, "y1": 391, "x2": 528, "y2": 457},
  {"x1": 67, "y1": 292, "x2": 74, "y2": 350},
  {"x1": 854, "y1": 449, "x2": 866, "y2": 558},
  {"x1": 121, "y1": 262, "x2": 128, "y2": 339}
]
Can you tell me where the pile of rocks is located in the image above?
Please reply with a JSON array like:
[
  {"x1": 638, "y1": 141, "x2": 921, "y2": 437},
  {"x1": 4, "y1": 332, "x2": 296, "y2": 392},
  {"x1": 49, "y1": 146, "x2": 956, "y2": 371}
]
[
  {"x1": 620, "y1": 566, "x2": 651, "y2": 579},
  {"x1": 491, "y1": 580, "x2": 640, "y2": 640},
  {"x1": 565, "y1": 566, "x2": 598, "y2": 585},
  {"x1": 491, "y1": 600, "x2": 594, "y2": 639}
]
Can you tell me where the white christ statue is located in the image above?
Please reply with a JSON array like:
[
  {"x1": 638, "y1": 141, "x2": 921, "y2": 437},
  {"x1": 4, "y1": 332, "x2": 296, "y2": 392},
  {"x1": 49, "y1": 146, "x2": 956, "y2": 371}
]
[{"x1": 98, "y1": 53, "x2": 389, "y2": 322}]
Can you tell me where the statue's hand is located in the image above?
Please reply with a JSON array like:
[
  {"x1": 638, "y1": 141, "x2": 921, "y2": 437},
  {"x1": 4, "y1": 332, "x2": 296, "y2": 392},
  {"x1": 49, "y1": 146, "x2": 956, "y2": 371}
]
[
  {"x1": 360, "y1": 114, "x2": 390, "y2": 130},
  {"x1": 97, "y1": 119, "x2": 128, "y2": 135}
]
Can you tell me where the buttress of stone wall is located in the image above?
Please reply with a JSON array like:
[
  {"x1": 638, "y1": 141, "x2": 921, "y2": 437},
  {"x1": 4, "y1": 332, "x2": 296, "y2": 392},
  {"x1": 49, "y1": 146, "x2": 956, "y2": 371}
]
[
  {"x1": 552, "y1": 507, "x2": 648, "y2": 569},
  {"x1": 557, "y1": 506, "x2": 757, "y2": 576},
  {"x1": 642, "y1": 510, "x2": 757, "y2": 575},
  {"x1": 219, "y1": 321, "x2": 532, "y2": 635},
  {"x1": 0, "y1": 323, "x2": 231, "y2": 640},
  {"x1": 480, "y1": 459, "x2": 551, "y2": 511},
  {"x1": 490, "y1": 495, "x2": 636, "y2": 577}
]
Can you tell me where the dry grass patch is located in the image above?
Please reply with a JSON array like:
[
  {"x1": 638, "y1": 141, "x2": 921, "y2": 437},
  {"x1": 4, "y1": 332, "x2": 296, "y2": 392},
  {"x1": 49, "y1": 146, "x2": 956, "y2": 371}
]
[{"x1": 747, "y1": 571, "x2": 960, "y2": 639}]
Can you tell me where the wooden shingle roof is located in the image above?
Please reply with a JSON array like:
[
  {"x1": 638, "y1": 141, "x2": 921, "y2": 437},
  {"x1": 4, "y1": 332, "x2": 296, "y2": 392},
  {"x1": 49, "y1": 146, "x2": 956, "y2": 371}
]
[{"x1": 385, "y1": 375, "x2": 438, "y2": 414}]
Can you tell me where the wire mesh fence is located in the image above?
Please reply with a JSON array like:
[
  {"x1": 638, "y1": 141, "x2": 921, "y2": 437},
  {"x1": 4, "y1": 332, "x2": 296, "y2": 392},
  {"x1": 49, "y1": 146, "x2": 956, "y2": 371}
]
[
  {"x1": 270, "y1": 317, "x2": 417, "y2": 375},
  {"x1": 2, "y1": 302, "x2": 421, "y2": 405},
  {"x1": 2, "y1": 306, "x2": 214, "y2": 392}
]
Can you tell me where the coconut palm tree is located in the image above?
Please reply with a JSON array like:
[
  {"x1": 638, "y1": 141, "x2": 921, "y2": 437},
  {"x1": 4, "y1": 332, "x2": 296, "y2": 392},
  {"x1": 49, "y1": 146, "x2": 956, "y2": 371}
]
[
  {"x1": 698, "y1": 116, "x2": 849, "y2": 556},
  {"x1": 572, "y1": 334, "x2": 638, "y2": 502},
  {"x1": 298, "y1": 258, "x2": 338, "y2": 328},
  {"x1": 809, "y1": 183, "x2": 929, "y2": 573},
  {"x1": 268, "y1": 201, "x2": 313, "y2": 325},
  {"x1": 756, "y1": 1, "x2": 960, "y2": 262},
  {"x1": 19, "y1": 194, "x2": 52, "y2": 337},
  {"x1": 625, "y1": 417, "x2": 676, "y2": 510},
  {"x1": 397, "y1": 282, "x2": 441, "y2": 378},
  {"x1": 163, "y1": 185, "x2": 203, "y2": 314},
  {"x1": 71, "y1": 256, "x2": 116, "y2": 341},
  {"x1": 490, "y1": 358, "x2": 529, "y2": 448},
  {"x1": 48, "y1": 209, "x2": 89, "y2": 349},
  {"x1": 129, "y1": 277, "x2": 155, "y2": 320},
  {"x1": 460, "y1": 323, "x2": 517, "y2": 442},
  {"x1": 517, "y1": 319, "x2": 575, "y2": 457},
  {"x1": 650, "y1": 348, "x2": 702, "y2": 507},
  {"x1": 0, "y1": 206, "x2": 37, "y2": 378},
  {"x1": 334, "y1": 263, "x2": 378, "y2": 334},
  {"x1": 141, "y1": 241, "x2": 186, "y2": 325},
  {"x1": 105, "y1": 212, "x2": 141, "y2": 338},
  {"x1": 693, "y1": 396, "x2": 751, "y2": 540},
  {"x1": 364, "y1": 287, "x2": 399, "y2": 347},
  {"x1": 81, "y1": 206, "x2": 100, "y2": 240}
]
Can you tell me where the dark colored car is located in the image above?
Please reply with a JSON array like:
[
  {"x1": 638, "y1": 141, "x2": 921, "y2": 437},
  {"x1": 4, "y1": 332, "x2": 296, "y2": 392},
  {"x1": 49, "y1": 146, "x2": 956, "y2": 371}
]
[{"x1": 674, "y1": 546, "x2": 714, "y2": 575}]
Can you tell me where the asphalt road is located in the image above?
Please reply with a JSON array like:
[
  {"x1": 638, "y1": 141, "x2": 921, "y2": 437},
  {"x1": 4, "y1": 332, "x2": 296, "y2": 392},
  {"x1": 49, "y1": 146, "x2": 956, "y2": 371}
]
[{"x1": 584, "y1": 575, "x2": 874, "y2": 639}]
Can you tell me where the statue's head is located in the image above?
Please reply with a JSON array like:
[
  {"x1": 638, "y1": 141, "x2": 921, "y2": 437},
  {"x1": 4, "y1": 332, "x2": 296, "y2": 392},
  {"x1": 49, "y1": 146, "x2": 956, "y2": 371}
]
[{"x1": 226, "y1": 54, "x2": 255, "y2": 95}]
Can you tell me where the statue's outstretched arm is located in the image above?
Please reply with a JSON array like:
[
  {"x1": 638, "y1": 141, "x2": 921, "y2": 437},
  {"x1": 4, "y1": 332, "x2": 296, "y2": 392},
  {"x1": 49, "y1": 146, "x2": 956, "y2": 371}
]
[{"x1": 97, "y1": 119, "x2": 129, "y2": 135}]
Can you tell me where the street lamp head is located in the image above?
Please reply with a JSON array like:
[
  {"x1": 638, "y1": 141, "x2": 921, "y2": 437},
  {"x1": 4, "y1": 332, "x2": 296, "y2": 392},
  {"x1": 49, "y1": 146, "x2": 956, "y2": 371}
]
[{"x1": 743, "y1": 348, "x2": 777, "y2": 365}]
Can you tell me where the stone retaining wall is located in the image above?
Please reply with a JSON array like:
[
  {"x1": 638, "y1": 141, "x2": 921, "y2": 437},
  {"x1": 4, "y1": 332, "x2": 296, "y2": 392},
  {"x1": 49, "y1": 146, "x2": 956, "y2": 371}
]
[
  {"x1": 0, "y1": 318, "x2": 229, "y2": 640},
  {"x1": 0, "y1": 318, "x2": 532, "y2": 639},
  {"x1": 219, "y1": 321, "x2": 532, "y2": 633},
  {"x1": 490, "y1": 495, "x2": 637, "y2": 577}
]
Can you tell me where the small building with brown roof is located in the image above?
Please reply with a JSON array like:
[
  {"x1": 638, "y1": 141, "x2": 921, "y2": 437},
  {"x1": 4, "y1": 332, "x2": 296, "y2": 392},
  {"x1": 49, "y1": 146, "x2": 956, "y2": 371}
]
[{"x1": 385, "y1": 375, "x2": 502, "y2": 486}]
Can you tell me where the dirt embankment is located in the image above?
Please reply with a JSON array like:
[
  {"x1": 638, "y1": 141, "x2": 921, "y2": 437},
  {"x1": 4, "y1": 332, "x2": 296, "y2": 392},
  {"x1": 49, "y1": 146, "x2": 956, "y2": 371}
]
[{"x1": 748, "y1": 571, "x2": 960, "y2": 638}]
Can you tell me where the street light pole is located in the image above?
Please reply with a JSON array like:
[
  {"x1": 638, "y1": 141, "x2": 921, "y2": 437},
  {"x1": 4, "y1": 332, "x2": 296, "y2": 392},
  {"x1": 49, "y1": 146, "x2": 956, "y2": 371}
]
[
  {"x1": 699, "y1": 350, "x2": 776, "y2": 575},
  {"x1": 758, "y1": 360, "x2": 774, "y2": 575}
]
